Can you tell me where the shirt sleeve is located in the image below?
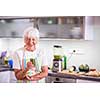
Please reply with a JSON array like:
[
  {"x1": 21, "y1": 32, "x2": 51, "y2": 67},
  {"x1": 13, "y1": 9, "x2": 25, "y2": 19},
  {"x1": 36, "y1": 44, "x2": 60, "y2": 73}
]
[
  {"x1": 12, "y1": 51, "x2": 21, "y2": 69},
  {"x1": 39, "y1": 48, "x2": 49, "y2": 67}
]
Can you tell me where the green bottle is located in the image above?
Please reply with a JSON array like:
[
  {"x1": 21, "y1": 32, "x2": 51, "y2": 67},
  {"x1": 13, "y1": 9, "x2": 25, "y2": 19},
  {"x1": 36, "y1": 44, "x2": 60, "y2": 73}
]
[{"x1": 62, "y1": 55, "x2": 67, "y2": 70}]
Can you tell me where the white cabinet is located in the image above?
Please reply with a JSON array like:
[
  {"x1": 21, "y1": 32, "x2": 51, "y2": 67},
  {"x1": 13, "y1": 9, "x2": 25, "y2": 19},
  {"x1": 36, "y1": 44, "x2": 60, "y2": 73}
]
[
  {"x1": 0, "y1": 71, "x2": 10, "y2": 83},
  {"x1": 84, "y1": 16, "x2": 94, "y2": 40},
  {"x1": 76, "y1": 79, "x2": 99, "y2": 83}
]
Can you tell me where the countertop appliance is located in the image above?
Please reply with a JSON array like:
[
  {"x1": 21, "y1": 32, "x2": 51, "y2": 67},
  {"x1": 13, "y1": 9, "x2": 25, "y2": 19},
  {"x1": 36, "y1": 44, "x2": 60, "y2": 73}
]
[{"x1": 52, "y1": 45, "x2": 63, "y2": 72}]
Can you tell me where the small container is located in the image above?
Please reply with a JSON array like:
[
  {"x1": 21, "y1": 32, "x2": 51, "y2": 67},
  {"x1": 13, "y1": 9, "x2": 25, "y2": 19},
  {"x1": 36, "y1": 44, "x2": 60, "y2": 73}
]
[
  {"x1": 62, "y1": 55, "x2": 67, "y2": 70},
  {"x1": 8, "y1": 59, "x2": 13, "y2": 68},
  {"x1": 4, "y1": 57, "x2": 8, "y2": 65}
]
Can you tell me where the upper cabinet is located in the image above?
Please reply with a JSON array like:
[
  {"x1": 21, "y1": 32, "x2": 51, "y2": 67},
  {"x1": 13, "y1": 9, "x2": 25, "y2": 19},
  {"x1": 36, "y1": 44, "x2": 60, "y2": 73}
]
[
  {"x1": 0, "y1": 16, "x2": 93, "y2": 40},
  {"x1": 37, "y1": 16, "x2": 85, "y2": 39},
  {"x1": 0, "y1": 17, "x2": 33, "y2": 38}
]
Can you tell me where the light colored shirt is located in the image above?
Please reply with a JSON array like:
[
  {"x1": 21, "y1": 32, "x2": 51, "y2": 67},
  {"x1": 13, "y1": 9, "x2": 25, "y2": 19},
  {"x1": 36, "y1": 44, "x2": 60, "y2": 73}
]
[{"x1": 10, "y1": 47, "x2": 48, "y2": 83}]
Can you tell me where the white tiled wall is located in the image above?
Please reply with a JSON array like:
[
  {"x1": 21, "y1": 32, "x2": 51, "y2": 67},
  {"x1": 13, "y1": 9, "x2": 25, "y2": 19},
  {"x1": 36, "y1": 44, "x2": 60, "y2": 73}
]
[
  {"x1": 39, "y1": 39, "x2": 100, "y2": 70},
  {"x1": 0, "y1": 35, "x2": 100, "y2": 70}
]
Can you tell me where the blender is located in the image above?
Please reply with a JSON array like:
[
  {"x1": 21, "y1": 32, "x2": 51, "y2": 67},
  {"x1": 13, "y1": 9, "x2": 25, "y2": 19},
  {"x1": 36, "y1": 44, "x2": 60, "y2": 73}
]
[{"x1": 52, "y1": 45, "x2": 63, "y2": 72}]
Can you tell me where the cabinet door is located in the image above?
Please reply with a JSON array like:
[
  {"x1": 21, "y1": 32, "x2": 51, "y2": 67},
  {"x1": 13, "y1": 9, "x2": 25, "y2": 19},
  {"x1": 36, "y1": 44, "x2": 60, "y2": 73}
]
[
  {"x1": 0, "y1": 16, "x2": 93, "y2": 40},
  {"x1": 0, "y1": 18, "x2": 33, "y2": 38},
  {"x1": 39, "y1": 24, "x2": 58, "y2": 38},
  {"x1": 84, "y1": 16, "x2": 94, "y2": 40},
  {"x1": 38, "y1": 16, "x2": 85, "y2": 39},
  {"x1": 0, "y1": 71, "x2": 10, "y2": 83}
]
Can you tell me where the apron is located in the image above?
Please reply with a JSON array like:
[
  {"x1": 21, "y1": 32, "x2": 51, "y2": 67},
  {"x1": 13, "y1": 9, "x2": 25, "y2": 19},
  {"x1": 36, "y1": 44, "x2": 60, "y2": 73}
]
[{"x1": 17, "y1": 48, "x2": 39, "y2": 83}]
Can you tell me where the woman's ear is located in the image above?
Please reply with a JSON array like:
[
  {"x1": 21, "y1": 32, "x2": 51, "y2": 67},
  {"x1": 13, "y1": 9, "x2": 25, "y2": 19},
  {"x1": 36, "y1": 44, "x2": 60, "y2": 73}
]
[{"x1": 34, "y1": 37, "x2": 39, "y2": 44}]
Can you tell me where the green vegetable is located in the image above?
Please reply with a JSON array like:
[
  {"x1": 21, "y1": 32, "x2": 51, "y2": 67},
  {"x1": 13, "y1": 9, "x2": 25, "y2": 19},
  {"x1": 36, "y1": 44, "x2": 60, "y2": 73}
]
[
  {"x1": 79, "y1": 64, "x2": 84, "y2": 71},
  {"x1": 79, "y1": 64, "x2": 89, "y2": 72}
]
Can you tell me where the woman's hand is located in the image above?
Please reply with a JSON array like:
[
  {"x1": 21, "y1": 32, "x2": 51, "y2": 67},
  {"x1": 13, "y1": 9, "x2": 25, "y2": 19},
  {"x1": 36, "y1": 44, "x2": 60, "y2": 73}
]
[
  {"x1": 25, "y1": 74, "x2": 35, "y2": 81},
  {"x1": 25, "y1": 61, "x2": 36, "y2": 80},
  {"x1": 27, "y1": 61, "x2": 34, "y2": 69},
  {"x1": 25, "y1": 66, "x2": 48, "y2": 81}
]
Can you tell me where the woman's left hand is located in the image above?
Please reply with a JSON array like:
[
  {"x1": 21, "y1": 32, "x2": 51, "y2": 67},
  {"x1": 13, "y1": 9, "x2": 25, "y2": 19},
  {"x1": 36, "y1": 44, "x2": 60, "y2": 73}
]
[{"x1": 25, "y1": 74, "x2": 34, "y2": 81}]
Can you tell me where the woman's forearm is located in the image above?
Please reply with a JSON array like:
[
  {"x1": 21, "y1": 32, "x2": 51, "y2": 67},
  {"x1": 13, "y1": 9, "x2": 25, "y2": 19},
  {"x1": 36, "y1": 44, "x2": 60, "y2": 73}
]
[
  {"x1": 31, "y1": 71, "x2": 48, "y2": 81},
  {"x1": 31, "y1": 66, "x2": 48, "y2": 81},
  {"x1": 14, "y1": 66, "x2": 48, "y2": 81}
]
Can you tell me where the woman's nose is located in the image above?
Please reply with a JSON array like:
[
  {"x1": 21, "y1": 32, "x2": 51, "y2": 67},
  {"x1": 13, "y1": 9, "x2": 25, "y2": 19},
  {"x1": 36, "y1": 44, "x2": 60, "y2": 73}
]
[
  {"x1": 29, "y1": 38, "x2": 33, "y2": 42},
  {"x1": 29, "y1": 41, "x2": 33, "y2": 44}
]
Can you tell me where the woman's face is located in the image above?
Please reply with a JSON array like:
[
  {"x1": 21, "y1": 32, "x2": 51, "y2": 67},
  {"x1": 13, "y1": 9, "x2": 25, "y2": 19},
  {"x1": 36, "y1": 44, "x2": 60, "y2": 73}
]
[{"x1": 24, "y1": 36, "x2": 38, "y2": 47}]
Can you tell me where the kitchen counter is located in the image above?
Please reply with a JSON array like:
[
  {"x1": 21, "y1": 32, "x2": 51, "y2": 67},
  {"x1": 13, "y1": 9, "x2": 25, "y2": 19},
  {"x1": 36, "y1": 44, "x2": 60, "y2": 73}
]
[
  {"x1": 0, "y1": 65, "x2": 14, "y2": 83},
  {"x1": 47, "y1": 71, "x2": 100, "y2": 82},
  {"x1": 0, "y1": 65, "x2": 14, "y2": 72}
]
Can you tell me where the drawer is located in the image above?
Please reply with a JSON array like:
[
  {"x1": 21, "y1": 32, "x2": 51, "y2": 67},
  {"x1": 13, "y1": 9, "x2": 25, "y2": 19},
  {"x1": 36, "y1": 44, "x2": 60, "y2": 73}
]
[{"x1": 45, "y1": 76, "x2": 76, "y2": 83}]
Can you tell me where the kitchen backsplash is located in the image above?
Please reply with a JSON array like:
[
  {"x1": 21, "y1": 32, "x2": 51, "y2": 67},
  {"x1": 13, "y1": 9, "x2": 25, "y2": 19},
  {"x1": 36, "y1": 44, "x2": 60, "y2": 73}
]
[{"x1": 0, "y1": 36, "x2": 100, "y2": 70}]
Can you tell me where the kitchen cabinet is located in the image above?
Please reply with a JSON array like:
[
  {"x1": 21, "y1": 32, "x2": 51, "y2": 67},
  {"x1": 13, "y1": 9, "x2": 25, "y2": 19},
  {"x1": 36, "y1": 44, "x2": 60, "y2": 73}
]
[
  {"x1": 38, "y1": 16, "x2": 85, "y2": 39},
  {"x1": 0, "y1": 18, "x2": 33, "y2": 38},
  {"x1": 0, "y1": 66, "x2": 15, "y2": 83},
  {"x1": 0, "y1": 16, "x2": 93, "y2": 40},
  {"x1": 0, "y1": 71, "x2": 10, "y2": 83}
]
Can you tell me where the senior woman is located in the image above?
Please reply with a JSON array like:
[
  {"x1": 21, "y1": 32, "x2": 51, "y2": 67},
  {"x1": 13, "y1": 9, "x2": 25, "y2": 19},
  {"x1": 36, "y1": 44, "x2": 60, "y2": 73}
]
[{"x1": 11, "y1": 27, "x2": 48, "y2": 83}]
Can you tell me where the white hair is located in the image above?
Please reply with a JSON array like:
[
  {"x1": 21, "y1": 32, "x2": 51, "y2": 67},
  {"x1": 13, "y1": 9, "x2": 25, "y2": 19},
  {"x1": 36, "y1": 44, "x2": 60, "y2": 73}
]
[{"x1": 23, "y1": 27, "x2": 39, "y2": 39}]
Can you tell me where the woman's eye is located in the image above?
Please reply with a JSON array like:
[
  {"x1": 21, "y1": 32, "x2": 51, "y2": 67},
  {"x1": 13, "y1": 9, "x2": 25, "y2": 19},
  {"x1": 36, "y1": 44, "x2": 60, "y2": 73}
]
[{"x1": 31, "y1": 38, "x2": 35, "y2": 41}]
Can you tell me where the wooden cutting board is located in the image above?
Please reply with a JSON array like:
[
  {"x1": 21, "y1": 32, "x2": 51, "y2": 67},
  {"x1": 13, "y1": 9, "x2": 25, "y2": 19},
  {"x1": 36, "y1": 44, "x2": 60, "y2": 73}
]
[
  {"x1": 59, "y1": 70, "x2": 100, "y2": 77},
  {"x1": 59, "y1": 70, "x2": 79, "y2": 76}
]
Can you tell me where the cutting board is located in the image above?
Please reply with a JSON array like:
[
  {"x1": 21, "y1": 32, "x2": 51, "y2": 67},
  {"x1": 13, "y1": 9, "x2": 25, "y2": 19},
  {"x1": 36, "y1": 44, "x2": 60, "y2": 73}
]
[{"x1": 59, "y1": 70, "x2": 79, "y2": 76}]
